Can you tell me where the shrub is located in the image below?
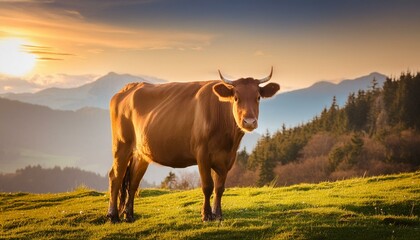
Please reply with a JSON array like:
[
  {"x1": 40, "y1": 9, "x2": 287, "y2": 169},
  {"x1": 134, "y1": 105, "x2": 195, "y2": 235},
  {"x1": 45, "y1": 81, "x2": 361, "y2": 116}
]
[{"x1": 274, "y1": 156, "x2": 329, "y2": 186}]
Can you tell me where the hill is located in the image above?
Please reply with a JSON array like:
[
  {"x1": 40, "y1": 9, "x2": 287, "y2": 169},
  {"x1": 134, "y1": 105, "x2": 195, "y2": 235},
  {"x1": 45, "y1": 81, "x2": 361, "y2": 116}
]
[
  {"x1": 246, "y1": 72, "x2": 420, "y2": 187},
  {"x1": 0, "y1": 165, "x2": 108, "y2": 193},
  {"x1": 1, "y1": 171, "x2": 419, "y2": 239},
  {"x1": 0, "y1": 97, "x2": 111, "y2": 175},
  {"x1": 0, "y1": 165, "x2": 155, "y2": 193}
]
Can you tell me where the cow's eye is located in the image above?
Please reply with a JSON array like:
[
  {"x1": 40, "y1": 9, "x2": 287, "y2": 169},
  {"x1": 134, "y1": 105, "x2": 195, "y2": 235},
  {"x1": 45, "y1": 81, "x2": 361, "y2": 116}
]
[
  {"x1": 234, "y1": 96, "x2": 238, "y2": 102},
  {"x1": 257, "y1": 96, "x2": 261, "y2": 101}
]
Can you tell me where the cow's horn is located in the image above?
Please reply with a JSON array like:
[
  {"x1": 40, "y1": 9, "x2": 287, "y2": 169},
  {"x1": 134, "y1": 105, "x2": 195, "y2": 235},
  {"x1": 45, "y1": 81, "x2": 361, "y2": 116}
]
[
  {"x1": 258, "y1": 66, "x2": 273, "y2": 84},
  {"x1": 218, "y1": 70, "x2": 234, "y2": 85}
]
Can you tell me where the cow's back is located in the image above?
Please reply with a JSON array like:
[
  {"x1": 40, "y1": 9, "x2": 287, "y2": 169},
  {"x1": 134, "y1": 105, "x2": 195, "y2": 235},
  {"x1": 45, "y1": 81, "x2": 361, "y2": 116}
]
[{"x1": 110, "y1": 81, "x2": 216, "y2": 167}]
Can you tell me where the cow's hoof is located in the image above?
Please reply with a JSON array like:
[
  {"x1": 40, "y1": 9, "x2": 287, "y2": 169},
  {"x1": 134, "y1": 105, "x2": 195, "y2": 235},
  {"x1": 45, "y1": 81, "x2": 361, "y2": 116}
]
[
  {"x1": 202, "y1": 213, "x2": 216, "y2": 222},
  {"x1": 124, "y1": 214, "x2": 135, "y2": 223},
  {"x1": 107, "y1": 213, "x2": 120, "y2": 224},
  {"x1": 212, "y1": 210, "x2": 223, "y2": 221}
]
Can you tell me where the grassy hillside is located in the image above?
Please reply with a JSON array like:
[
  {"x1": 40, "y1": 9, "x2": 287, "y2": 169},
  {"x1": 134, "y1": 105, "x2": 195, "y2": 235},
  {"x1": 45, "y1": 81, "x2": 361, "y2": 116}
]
[{"x1": 1, "y1": 172, "x2": 419, "y2": 240}]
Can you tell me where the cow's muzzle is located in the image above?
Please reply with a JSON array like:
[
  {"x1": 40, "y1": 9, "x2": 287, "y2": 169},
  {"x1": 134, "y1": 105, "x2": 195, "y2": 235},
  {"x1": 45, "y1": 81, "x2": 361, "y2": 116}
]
[{"x1": 242, "y1": 118, "x2": 258, "y2": 131}]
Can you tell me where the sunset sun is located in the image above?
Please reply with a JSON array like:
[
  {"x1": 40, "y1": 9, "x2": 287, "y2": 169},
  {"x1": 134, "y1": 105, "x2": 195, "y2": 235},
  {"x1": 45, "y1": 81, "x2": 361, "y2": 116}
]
[{"x1": 0, "y1": 38, "x2": 37, "y2": 77}]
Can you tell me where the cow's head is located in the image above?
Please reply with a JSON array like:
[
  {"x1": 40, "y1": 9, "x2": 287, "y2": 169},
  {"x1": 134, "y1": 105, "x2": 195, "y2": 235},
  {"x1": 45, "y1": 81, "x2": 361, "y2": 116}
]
[{"x1": 213, "y1": 67, "x2": 280, "y2": 132}]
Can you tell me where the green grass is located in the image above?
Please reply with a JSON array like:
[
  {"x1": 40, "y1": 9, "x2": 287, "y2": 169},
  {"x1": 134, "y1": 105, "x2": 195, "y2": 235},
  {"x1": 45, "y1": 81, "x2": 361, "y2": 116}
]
[{"x1": 1, "y1": 172, "x2": 419, "y2": 240}]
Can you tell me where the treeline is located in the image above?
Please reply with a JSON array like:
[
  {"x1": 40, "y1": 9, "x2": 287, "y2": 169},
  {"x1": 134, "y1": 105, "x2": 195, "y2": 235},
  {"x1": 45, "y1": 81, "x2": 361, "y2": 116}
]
[
  {"x1": 227, "y1": 72, "x2": 420, "y2": 187},
  {"x1": 0, "y1": 165, "x2": 154, "y2": 193},
  {"x1": 0, "y1": 165, "x2": 108, "y2": 193}
]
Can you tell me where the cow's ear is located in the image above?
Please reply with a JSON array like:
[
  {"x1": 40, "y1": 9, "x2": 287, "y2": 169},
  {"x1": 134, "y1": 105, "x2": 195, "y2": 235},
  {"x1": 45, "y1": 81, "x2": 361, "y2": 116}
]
[
  {"x1": 260, "y1": 83, "x2": 280, "y2": 98},
  {"x1": 213, "y1": 83, "x2": 234, "y2": 102}
]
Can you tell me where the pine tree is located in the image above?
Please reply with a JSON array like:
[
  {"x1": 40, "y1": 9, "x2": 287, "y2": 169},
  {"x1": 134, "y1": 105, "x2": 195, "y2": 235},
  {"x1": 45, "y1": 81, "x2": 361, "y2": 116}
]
[
  {"x1": 345, "y1": 93, "x2": 357, "y2": 131},
  {"x1": 236, "y1": 147, "x2": 249, "y2": 167},
  {"x1": 161, "y1": 171, "x2": 177, "y2": 189},
  {"x1": 257, "y1": 139, "x2": 276, "y2": 186},
  {"x1": 382, "y1": 77, "x2": 399, "y2": 125},
  {"x1": 348, "y1": 133, "x2": 364, "y2": 165},
  {"x1": 281, "y1": 123, "x2": 287, "y2": 134},
  {"x1": 370, "y1": 77, "x2": 380, "y2": 93}
]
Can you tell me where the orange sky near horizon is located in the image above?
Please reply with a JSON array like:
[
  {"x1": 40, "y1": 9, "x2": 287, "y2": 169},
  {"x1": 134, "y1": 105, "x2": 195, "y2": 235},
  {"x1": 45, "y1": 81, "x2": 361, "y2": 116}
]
[{"x1": 1, "y1": 0, "x2": 420, "y2": 93}]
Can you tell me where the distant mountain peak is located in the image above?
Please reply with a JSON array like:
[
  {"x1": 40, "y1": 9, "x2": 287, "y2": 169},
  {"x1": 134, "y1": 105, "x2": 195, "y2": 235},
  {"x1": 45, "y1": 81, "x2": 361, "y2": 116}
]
[
  {"x1": 310, "y1": 81, "x2": 335, "y2": 88},
  {"x1": 104, "y1": 71, "x2": 134, "y2": 77},
  {"x1": 368, "y1": 71, "x2": 385, "y2": 77},
  {"x1": 309, "y1": 72, "x2": 387, "y2": 89},
  {"x1": 106, "y1": 71, "x2": 118, "y2": 76},
  {"x1": 97, "y1": 72, "x2": 137, "y2": 81}
]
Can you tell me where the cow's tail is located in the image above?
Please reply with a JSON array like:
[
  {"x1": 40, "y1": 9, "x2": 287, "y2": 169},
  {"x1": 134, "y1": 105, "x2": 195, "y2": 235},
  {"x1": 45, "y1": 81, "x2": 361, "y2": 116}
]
[{"x1": 118, "y1": 160, "x2": 131, "y2": 216}]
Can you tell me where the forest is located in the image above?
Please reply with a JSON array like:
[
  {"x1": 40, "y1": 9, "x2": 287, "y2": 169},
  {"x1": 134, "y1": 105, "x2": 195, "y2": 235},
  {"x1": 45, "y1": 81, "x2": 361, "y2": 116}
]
[{"x1": 227, "y1": 72, "x2": 420, "y2": 187}]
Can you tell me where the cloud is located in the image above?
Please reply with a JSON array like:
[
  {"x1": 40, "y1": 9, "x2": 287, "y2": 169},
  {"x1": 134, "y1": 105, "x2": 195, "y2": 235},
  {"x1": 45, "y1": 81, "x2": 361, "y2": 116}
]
[
  {"x1": 30, "y1": 51, "x2": 73, "y2": 56},
  {"x1": 28, "y1": 73, "x2": 98, "y2": 88},
  {"x1": 0, "y1": 73, "x2": 98, "y2": 93},
  {"x1": 22, "y1": 44, "x2": 75, "y2": 61},
  {"x1": 0, "y1": 1, "x2": 214, "y2": 53},
  {"x1": 37, "y1": 57, "x2": 63, "y2": 61}
]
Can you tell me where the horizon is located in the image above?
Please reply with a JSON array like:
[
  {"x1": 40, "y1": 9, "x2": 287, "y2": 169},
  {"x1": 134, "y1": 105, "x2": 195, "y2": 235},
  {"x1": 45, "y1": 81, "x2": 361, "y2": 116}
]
[{"x1": 1, "y1": 0, "x2": 420, "y2": 93}]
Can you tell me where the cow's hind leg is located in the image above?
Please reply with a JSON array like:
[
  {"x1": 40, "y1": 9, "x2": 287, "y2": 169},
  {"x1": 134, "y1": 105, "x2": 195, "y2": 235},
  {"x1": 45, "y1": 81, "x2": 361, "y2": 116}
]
[
  {"x1": 123, "y1": 156, "x2": 149, "y2": 223},
  {"x1": 107, "y1": 142, "x2": 132, "y2": 223},
  {"x1": 197, "y1": 147, "x2": 215, "y2": 221}
]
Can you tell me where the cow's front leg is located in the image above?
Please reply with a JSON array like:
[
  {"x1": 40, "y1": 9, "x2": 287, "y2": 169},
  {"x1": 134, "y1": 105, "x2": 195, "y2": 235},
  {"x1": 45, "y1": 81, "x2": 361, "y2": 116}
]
[
  {"x1": 212, "y1": 171, "x2": 226, "y2": 221},
  {"x1": 199, "y1": 168, "x2": 214, "y2": 221},
  {"x1": 201, "y1": 182, "x2": 214, "y2": 221}
]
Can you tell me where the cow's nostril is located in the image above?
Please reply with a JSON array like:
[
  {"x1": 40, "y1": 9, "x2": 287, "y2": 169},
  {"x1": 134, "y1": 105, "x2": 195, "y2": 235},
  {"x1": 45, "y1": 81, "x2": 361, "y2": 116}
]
[{"x1": 243, "y1": 118, "x2": 257, "y2": 125}]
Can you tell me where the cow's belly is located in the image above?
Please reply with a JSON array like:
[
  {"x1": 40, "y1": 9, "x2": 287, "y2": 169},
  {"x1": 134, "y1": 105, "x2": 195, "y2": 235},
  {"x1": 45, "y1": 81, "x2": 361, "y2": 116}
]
[
  {"x1": 142, "y1": 150, "x2": 197, "y2": 168},
  {"x1": 136, "y1": 135, "x2": 197, "y2": 168},
  {"x1": 152, "y1": 154, "x2": 197, "y2": 168}
]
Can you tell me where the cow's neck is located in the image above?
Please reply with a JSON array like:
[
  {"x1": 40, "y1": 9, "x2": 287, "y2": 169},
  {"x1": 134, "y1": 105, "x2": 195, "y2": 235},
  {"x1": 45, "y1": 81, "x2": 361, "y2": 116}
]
[
  {"x1": 210, "y1": 104, "x2": 245, "y2": 153},
  {"x1": 231, "y1": 126, "x2": 245, "y2": 152}
]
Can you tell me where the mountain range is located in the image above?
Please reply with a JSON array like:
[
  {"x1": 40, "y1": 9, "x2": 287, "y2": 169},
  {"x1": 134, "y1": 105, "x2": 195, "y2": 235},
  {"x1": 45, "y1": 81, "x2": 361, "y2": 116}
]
[
  {"x1": 259, "y1": 72, "x2": 386, "y2": 132},
  {"x1": 0, "y1": 71, "x2": 387, "y2": 182},
  {"x1": 1, "y1": 72, "x2": 165, "y2": 110}
]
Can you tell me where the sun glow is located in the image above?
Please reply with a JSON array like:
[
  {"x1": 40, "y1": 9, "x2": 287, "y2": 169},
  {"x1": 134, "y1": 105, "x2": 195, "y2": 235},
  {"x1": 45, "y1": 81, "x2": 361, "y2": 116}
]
[{"x1": 0, "y1": 38, "x2": 37, "y2": 77}]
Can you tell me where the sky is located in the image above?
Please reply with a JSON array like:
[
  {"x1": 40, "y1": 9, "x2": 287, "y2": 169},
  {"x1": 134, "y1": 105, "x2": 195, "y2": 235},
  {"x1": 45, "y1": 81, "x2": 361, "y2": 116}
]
[{"x1": 1, "y1": 0, "x2": 420, "y2": 93}]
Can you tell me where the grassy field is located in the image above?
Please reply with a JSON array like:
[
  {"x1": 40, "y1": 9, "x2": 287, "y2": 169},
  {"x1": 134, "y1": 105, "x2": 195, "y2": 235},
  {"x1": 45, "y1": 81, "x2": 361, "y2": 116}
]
[{"x1": 1, "y1": 171, "x2": 419, "y2": 240}]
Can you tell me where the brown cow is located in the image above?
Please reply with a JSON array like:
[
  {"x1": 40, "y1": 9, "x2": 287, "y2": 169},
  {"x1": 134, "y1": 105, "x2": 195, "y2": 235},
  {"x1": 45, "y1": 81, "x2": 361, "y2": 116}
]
[{"x1": 107, "y1": 68, "x2": 280, "y2": 223}]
